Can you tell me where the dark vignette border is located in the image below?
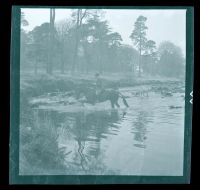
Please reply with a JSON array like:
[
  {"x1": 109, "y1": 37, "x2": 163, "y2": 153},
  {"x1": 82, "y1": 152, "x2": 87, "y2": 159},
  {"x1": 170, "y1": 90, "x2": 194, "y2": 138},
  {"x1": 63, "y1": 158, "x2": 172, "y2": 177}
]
[{"x1": 9, "y1": 2, "x2": 194, "y2": 185}]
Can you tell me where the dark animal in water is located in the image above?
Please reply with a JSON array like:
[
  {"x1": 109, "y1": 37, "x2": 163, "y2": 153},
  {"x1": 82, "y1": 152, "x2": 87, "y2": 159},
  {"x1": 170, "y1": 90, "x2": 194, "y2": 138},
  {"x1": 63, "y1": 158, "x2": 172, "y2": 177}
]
[{"x1": 76, "y1": 87, "x2": 129, "y2": 108}]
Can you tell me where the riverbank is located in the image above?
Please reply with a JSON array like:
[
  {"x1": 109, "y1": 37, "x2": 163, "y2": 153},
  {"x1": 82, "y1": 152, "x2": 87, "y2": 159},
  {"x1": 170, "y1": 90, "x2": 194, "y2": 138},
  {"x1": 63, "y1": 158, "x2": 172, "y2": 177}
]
[
  {"x1": 20, "y1": 72, "x2": 184, "y2": 94},
  {"x1": 20, "y1": 72, "x2": 185, "y2": 110}
]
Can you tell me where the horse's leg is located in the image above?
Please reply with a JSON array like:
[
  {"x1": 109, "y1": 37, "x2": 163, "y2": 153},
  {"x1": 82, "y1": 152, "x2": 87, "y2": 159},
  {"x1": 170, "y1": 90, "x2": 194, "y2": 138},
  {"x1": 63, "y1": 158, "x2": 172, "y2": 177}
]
[
  {"x1": 110, "y1": 100, "x2": 115, "y2": 108},
  {"x1": 115, "y1": 101, "x2": 120, "y2": 108}
]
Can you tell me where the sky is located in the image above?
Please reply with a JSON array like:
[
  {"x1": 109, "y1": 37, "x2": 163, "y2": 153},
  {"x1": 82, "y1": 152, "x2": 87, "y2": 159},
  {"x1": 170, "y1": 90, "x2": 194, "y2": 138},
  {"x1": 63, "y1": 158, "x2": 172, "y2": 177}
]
[{"x1": 22, "y1": 8, "x2": 186, "y2": 56}]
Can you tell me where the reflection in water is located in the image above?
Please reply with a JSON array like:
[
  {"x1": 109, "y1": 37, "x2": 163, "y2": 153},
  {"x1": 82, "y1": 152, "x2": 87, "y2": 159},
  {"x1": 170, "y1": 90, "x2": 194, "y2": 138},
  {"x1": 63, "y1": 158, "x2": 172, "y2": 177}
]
[
  {"x1": 53, "y1": 110, "x2": 122, "y2": 174},
  {"x1": 73, "y1": 111, "x2": 120, "y2": 173},
  {"x1": 73, "y1": 112, "x2": 87, "y2": 171},
  {"x1": 77, "y1": 139, "x2": 86, "y2": 171},
  {"x1": 131, "y1": 111, "x2": 152, "y2": 148}
]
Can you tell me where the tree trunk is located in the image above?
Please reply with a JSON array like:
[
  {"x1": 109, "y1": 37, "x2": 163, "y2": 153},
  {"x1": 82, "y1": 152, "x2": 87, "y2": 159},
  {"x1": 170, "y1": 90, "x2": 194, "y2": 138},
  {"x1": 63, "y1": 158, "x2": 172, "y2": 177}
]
[
  {"x1": 131, "y1": 62, "x2": 134, "y2": 74},
  {"x1": 139, "y1": 49, "x2": 141, "y2": 77},
  {"x1": 60, "y1": 56, "x2": 65, "y2": 74},
  {"x1": 83, "y1": 44, "x2": 90, "y2": 74},
  {"x1": 47, "y1": 8, "x2": 55, "y2": 75},
  {"x1": 60, "y1": 43, "x2": 65, "y2": 74},
  {"x1": 72, "y1": 37, "x2": 79, "y2": 73},
  {"x1": 72, "y1": 10, "x2": 81, "y2": 74},
  {"x1": 138, "y1": 31, "x2": 142, "y2": 77},
  {"x1": 98, "y1": 42, "x2": 103, "y2": 74},
  {"x1": 139, "y1": 38, "x2": 142, "y2": 77}
]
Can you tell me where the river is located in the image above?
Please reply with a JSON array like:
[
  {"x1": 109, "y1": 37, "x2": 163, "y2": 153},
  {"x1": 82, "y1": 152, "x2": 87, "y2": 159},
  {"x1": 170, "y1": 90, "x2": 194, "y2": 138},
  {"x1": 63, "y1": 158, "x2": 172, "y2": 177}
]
[{"x1": 20, "y1": 84, "x2": 185, "y2": 176}]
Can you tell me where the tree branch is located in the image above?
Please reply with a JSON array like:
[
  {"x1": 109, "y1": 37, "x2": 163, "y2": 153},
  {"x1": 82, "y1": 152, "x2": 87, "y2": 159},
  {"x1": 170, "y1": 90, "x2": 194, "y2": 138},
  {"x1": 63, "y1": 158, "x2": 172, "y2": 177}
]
[{"x1": 80, "y1": 10, "x2": 88, "y2": 25}]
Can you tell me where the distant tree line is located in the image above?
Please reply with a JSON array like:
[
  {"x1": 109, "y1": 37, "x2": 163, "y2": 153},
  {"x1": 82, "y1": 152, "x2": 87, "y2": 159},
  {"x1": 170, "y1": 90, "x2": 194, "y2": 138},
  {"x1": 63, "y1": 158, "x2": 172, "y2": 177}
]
[{"x1": 20, "y1": 9, "x2": 185, "y2": 78}]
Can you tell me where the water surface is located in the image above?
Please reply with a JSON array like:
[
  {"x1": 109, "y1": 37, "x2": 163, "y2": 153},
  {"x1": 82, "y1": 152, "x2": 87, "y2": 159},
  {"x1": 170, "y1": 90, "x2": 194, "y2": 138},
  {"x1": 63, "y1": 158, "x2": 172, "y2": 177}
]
[{"x1": 21, "y1": 86, "x2": 185, "y2": 175}]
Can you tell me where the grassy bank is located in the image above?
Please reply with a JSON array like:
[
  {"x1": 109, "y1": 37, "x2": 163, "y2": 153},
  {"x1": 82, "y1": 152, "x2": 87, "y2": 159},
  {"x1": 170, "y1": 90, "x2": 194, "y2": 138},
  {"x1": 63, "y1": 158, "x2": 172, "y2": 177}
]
[{"x1": 20, "y1": 72, "x2": 184, "y2": 96}]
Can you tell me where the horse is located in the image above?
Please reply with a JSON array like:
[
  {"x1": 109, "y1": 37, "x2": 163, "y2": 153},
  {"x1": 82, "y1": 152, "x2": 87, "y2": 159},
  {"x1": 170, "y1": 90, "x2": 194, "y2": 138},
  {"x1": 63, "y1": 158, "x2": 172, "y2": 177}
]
[{"x1": 75, "y1": 86, "x2": 129, "y2": 108}]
